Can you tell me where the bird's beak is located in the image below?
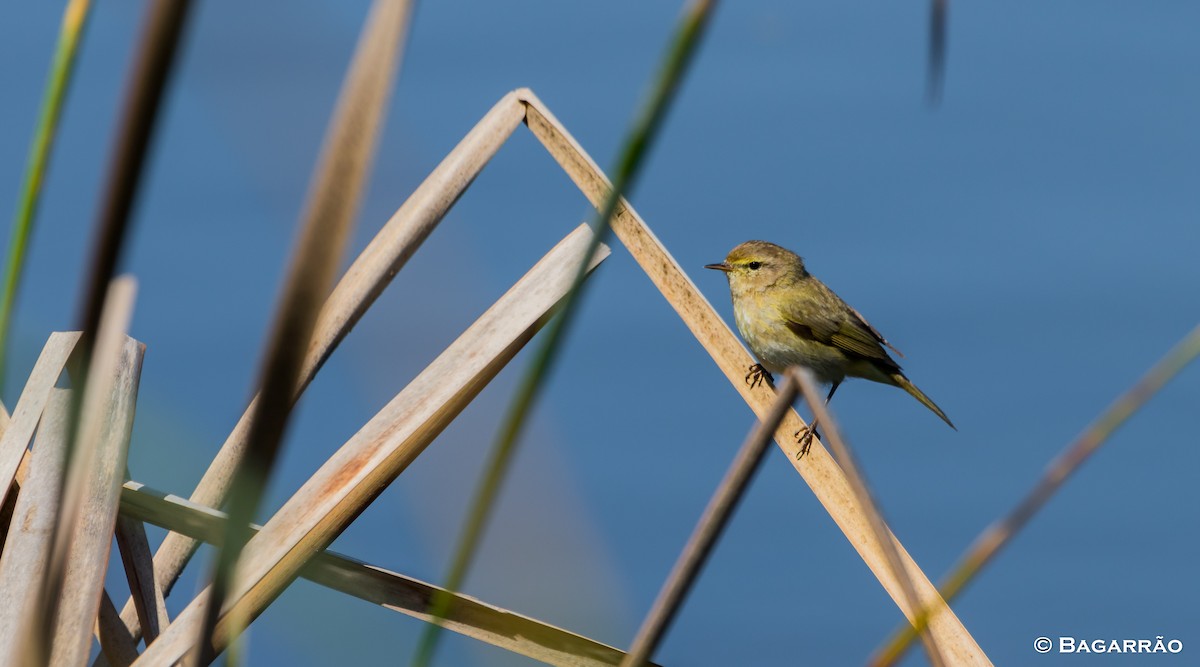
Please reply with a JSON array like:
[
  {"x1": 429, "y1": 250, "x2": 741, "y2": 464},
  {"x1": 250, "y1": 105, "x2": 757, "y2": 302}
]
[{"x1": 704, "y1": 262, "x2": 732, "y2": 273}]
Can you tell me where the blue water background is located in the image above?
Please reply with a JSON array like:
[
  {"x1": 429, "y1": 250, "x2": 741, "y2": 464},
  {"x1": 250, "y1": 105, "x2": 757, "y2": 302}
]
[{"x1": 1, "y1": 2, "x2": 1197, "y2": 665}]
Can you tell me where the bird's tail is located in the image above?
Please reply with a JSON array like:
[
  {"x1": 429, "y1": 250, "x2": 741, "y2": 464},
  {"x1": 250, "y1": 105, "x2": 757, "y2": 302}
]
[{"x1": 891, "y1": 373, "x2": 956, "y2": 430}]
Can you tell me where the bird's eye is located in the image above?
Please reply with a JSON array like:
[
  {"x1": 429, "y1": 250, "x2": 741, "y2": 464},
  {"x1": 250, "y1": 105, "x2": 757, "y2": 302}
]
[{"x1": 747, "y1": 261, "x2": 762, "y2": 270}]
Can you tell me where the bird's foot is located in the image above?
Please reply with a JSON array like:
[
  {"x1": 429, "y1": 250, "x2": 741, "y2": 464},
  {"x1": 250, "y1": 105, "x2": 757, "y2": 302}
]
[
  {"x1": 793, "y1": 425, "x2": 821, "y2": 459},
  {"x1": 745, "y1": 363, "x2": 773, "y2": 389}
]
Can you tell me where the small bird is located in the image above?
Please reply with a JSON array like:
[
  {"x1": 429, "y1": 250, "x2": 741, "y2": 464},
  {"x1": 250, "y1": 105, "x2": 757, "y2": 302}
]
[{"x1": 706, "y1": 240, "x2": 954, "y2": 455}]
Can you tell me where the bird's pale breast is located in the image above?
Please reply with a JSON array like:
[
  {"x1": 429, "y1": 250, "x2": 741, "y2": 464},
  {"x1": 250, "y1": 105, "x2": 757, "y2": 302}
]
[{"x1": 732, "y1": 290, "x2": 847, "y2": 385}]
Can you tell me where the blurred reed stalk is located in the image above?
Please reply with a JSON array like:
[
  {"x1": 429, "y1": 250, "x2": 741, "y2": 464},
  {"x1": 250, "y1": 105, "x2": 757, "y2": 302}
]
[
  {"x1": 73, "y1": 0, "x2": 192, "y2": 358},
  {"x1": 412, "y1": 2, "x2": 718, "y2": 664},
  {"x1": 0, "y1": 0, "x2": 92, "y2": 395},
  {"x1": 1, "y1": 0, "x2": 192, "y2": 662},
  {"x1": 869, "y1": 322, "x2": 1200, "y2": 667},
  {"x1": 193, "y1": 1, "x2": 413, "y2": 663},
  {"x1": 927, "y1": 0, "x2": 948, "y2": 105},
  {"x1": 25, "y1": 4, "x2": 195, "y2": 657}
]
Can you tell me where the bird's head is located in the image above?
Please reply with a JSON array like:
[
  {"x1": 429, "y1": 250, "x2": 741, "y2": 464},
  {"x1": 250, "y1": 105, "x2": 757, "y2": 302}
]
[{"x1": 705, "y1": 240, "x2": 806, "y2": 292}]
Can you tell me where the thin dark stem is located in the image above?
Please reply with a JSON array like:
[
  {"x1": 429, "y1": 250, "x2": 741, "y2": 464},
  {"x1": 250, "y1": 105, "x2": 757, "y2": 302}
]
[
  {"x1": 927, "y1": 0, "x2": 948, "y2": 105},
  {"x1": 76, "y1": 0, "x2": 192, "y2": 342},
  {"x1": 33, "y1": 2, "x2": 192, "y2": 661},
  {"x1": 792, "y1": 368, "x2": 947, "y2": 667},
  {"x1": 621, "y1": 375, "x2": 797, "y2": 667}
]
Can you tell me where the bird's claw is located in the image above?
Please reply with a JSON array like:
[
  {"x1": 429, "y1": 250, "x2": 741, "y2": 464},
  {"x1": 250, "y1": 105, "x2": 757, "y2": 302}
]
[
  {"x1": 745, "y1": 363, "x2": 773, "y2": 389},
  {"x1": 793, "y1": 425, "x2": 821, "y2": 459}
]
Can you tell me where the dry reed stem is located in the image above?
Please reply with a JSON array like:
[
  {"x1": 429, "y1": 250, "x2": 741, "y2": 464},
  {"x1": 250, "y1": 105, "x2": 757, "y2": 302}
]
[
  {"x1": 108, "y1": 83, "x2": 525, "y2": 656},
  {"x1": 197, "y1": 1, "x2": 414, "y2": 660},
  {"x1": 47, "y1": 333, "x2": 144, "y2": 667},
  {"x1": 792, "y1": 368, "x2": 946, "y2": 667},
  {"x1": 0, "y1": 389, "x2": 72, "y2": 652},
  {"x1": 18, "y1": 278, "x2": 139, "y2": 667},
  {"x1": 622, "y1": 374, "x2": 799, "y2": 667},
  {"x1": 518, "y1": 90, "x2": 990, "y2": 665},
  {"x1": 120, "y1": 480, "x2": 646, "y2": 667},
  {"x1": 0, "y1": 332, "x2": 80, "y2": 507},
  {"x1": 113, "y1": 513, "x2": 169, "y2": 643},
  {"x1": 130, "y1": 225, "x2": 609, "y2": 664}
]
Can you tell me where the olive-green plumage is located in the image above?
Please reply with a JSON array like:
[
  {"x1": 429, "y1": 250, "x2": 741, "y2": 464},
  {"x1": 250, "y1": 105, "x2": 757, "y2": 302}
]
[{"x1": 706, "y1": 240, "x2": 954, "y2": 429}]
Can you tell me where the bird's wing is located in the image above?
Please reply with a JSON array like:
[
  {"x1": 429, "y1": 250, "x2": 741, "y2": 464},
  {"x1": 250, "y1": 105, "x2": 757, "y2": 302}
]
[
  {"x1": 780, "y1": 282, "x2": 901, "y2": 367},
  {"x1": 847, "y1": 305, "x2": 905, "y2": 358}
]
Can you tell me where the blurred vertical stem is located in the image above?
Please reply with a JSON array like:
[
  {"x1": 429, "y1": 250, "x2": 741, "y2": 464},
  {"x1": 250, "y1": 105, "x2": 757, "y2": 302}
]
[
  {"x1": 74, "y1": 0, "x2": 193, "y2": 343},
  {"x1": 927, "y1": 0, "x2": 947, "y2": 105},
  {"x1": 31, "y1": 0, "x2": 193, "y2": 655},
  {"x1": 195, "y1": 1, "x2": 413, "y2": 663},
  {"x1": 411, "y1": 2, "x2": 718, "y2": 665},
  {"x1": 869, "y1": 323, "x2": 1200, "y2": 667},
  {"x1": 621, "y1": 374, "x2": 798, "y2": 667},
  {"x1": 0, "y1": 0, "x2": 93, "y2": 396}
]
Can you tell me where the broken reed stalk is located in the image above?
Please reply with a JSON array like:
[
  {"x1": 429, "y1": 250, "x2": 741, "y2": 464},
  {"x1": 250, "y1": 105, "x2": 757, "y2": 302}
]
[
  {"x1": 518, "y1": 91, "x2": 991, "y2": 664},
  {"x1": 414, "y1": 3, "x2": 718, "y2": 664},
  {"x1": 74, "y1": 0, "x2": 191, "y2": 343},
  {"x1": 129, "y1": 226, "x2": 609, "y2": 665},
  {"x1": 791, "y1": 368, "x2": 947, "y2": 667},
  {"x1": 869, "y1": 322, "x2": 1200, "y2": 667},
  {"x1": 119, "y1": 480, "x2": 646, "y2": 667},
  {"x1": 196, "y1": 1, "x2": 413, "y2": 661},
  {"x1": 621, "y1": 373, "x2": 797, "y2": 667},
  {"x1": 105, "y1": 73, "x2": 525, "y2": 659},
  {"x1": 3, "y1": 276, "x2": 140, "y2": 666},
  {"x1": 0, "y1": 0, "x2": 93, "y2": 391}
]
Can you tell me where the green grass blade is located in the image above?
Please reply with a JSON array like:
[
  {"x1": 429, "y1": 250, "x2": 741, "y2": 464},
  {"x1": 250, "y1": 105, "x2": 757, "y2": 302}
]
[
  {"x1": 412, "y1": 2, "x2": 718, "y2": 665},
  {"x1": 0, "y1": 0, "x2": 93, "y2": 396},
  {"x1": 195, "y1": 1, "x2": 414, "y2": 663}
]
